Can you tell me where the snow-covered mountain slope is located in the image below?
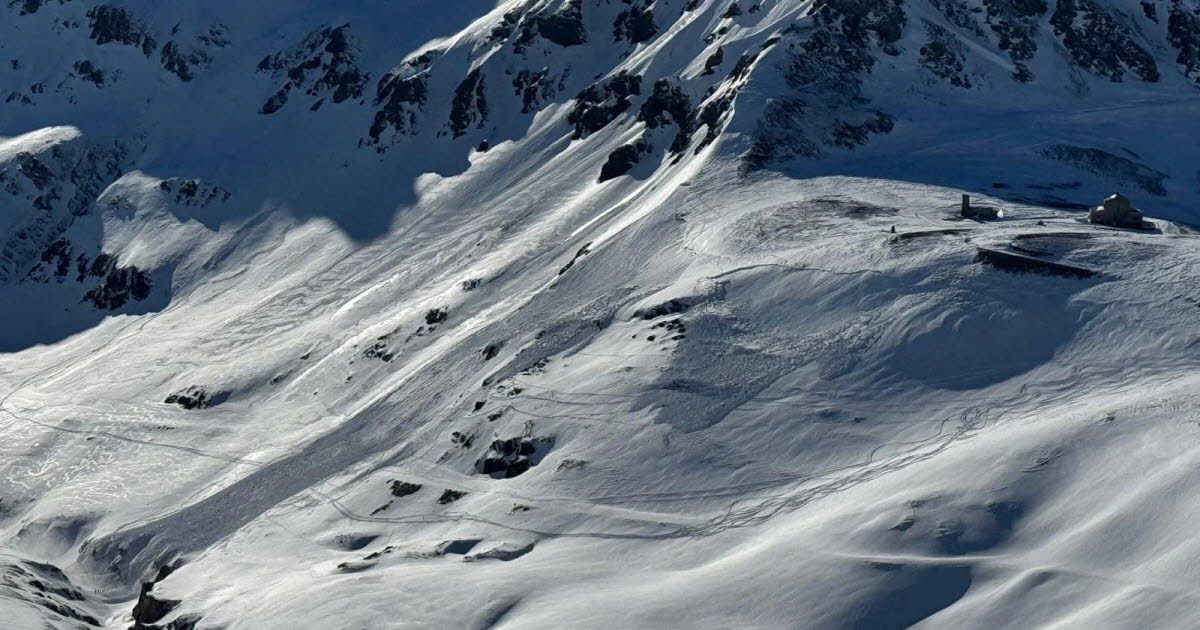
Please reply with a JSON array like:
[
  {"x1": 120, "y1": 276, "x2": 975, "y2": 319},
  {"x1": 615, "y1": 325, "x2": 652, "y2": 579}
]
[{"x1": 2, "y1": 1, "x2": 1200, "y2": 628}]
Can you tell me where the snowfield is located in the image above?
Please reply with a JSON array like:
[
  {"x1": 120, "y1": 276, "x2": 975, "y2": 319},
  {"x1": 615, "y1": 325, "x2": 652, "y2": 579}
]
[{"x1": 3, "y1": 0, "x2": 1200, "y2": 628}]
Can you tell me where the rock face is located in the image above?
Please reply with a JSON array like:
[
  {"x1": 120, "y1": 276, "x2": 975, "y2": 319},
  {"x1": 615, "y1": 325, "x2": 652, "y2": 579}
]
[
  {"x1": 449, "y1": 69, "x2": 488, "y2": 137},
  {"x1": 131, "y1": 565, "x2": 182, "y2": 630},
  {"x1": 1050, "y1": 0, "x2": 1159, "y2": 82},
  {"x1": 919, "y1": 21, "x2": 973, "y2": 87},
  {"x1": 534, "y1": 0, "x2": 588, "y2": 47},
  {"x1": 568, "y1": 72, "x2": 642, "y2": 139},
  {"x1": 0, "y1": 137, "x2": 128, "y2": 285},
  {"x1": 1170, "y1": 0, "x2": 1200, "y2": 85},
  {"x1": 475, "y1": 435, "x2": 554, "y2": 478},
  {"x1": 87, "y1": 5, "x2": 156, "y2": 55},
  {"x1": 983, "y1": 0, "x2": 1047, "y2": 81},
  {"x1": 164, "y1": 386, "x2": 226, "y2": 410},
  {"x1": 257, "y1": 25, "x2": 369, "y2": 114},
  {"x1": 367, "y1": 52, "x2": 436, "y2": 145}
]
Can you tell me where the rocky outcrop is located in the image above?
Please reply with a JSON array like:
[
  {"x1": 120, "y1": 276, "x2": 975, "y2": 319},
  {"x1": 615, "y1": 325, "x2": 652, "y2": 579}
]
[
  {"x1": 567, "y1": 71, "x2": 642, "y2": 139},
  {"x1": 1169, "y1": 0, "x2": 1200, "y2": 85},
  {"x1": 164, "y1": 386, "x2": 226, "y2": 410},
  {"x1": 749, "y1": 0, "x2": 901, "y2": 167},
  {"x1": 8, "y1": 0, "x2": 73, "y2": 15},
  {"x1": 475, "y1": 434, "x2": 555, "y2": 478},
  {"x1": 928, "y1": 0, "x2": 986, "y2": 36},
  {"x1": 82, "y1": 255, "x2": 153, "y2": 310},
  {"x1": 702, "y1": 46, "x2": 725, "y2": 76},
  {"x1": 614, "y1": 3, "x2": 657, "y2": 44},
  {"x1": 437, "y1": 489, "x2": 467, "y2": 504},
  {"x1": 983, "y1": 0, "x2": 1046, "y2": 82},
  {"x1": 0, "y1": 138, "x2": 128, "y2": 284},
  {"x1": 26, "y1": 240, "x2": 152, "y2": 309},
  {"x1": 599, "y1": 142, "x2": 648, "y2": 182},
  {"x1": 533, "y1": 0, "x2": 588, "y2": 47},
  {"x1": 87, "y1": 5, "x2": 157, "y2": 56},
  {"x1": 158, "y1": 178, "x2": 231, "y2": 208},
  {"x1": 160, "y1": 25, "x2": 228, "y2": 82},
  {"x1": 1050, "y1": 0, "x2": 1159, "y2": 82},
  {"x1": 920, "y1": 21, "x2": 973, "y2": 87},
  {"x1": 513, "y1": 68, "x2": 560, "y2": 113},
  {"x1": 388, "y1": 480, "x2": 422, "y2": 497},
  {"x1": 73, "y1": 60, "x2": 106, "y2": 87},
  {"x1": 638, "y1": 79, "x2": 695, "y2": 155},
  {"x1": 367, "y1": 52, "x2": 437, "y2": 145},
  {"x1": 449, "y1": 69, "x2": 488, "y2": 137},
  {"x1": 257, "y1": 25, "x2": 369, "y2": 114},
  {"x1": 131, "y1": 564, "x2": 181, "y2": 630},
  {"x1": 0, "y1": 559, "x2": 102, "y2": 628}
]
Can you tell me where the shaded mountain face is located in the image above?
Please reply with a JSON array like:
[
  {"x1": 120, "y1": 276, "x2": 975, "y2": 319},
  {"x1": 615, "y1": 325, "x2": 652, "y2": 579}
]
[
  {"x1": 2, "y1": 1, "x2": 1200, "y2": 628},
  {"x1": 1, "y1": 0, "x2": 1197, "y2": 306}
]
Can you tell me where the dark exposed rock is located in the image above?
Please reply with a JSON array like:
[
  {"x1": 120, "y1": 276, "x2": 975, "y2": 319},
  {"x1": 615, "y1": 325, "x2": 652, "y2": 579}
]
[
  {"x1": 258, "y1": 24, "x2": 369, "y2": 114},
  {"x1": 83, "y1": 259, "x2": 152, "y2": 310},
  {"x1": 919, "y1": 21, "x2": 973, "y2": 87},
  {"x1": 160, "y1": 40, "x2": 208, "y2": 82},
  {"x1": 2, "y1": 140, "x2": 128, "y2": 284},
  {"x1": 638, "y1": 79, "x2": 694, "y2": 154},
  {"x1": 388, "y1": 480, "x2": 422, "y2": 498},
  {"x1": 73, "y1": 60, "x2": 105, "y2": 87},
  {"x1": 159, "y1": 178, "x2": 231, "y2": 207},
  {"x1": 29, "y1": 239, "x2": 152, "y2": 309},
  {"x1": 748, "y1": 0, "x2": 902, "y2": 167},
  {"x1": 983, "y1": 0, "x2": 1047, "y2": 81},
  {"x1": 363, "y1": 331, "x2": 396, "y2": 362},
  {"x1": 567, "y1": 71, "x2": 642, "y2": 139},
  {"x1": 927, "y1": 0, "x2": 986, "y2": 36},
  {"x1": 368, "y1": 52, "x2": 437, "y2": 143},
  {"x1": 449, "y1": 68, "x2": 488, "y2": 137},
  {"x1": 425, "y1": 307, "x2": 449, "y2": 325},
  {"x1": 1050, "y1": 0, "x2": 1159, "y2": 82},
  {"x1": 15, "y1": 151, "x2": 54, "y2": 190},
  {"x1": 9, "y1": 0, "x2": 72, "y2": 15},
  {"x1": 1142, "y1": 0, "x2": 1159, "y2": 21},
  {"x1": 614, "y1": 4, "x2": 657, "y2": 44},
  {"x1": 634, "y1": 298, "x2": 690, "y2": 320},
  {"x1": 475, "y1": 435, "x2": 554, "y2": 478},
  {"x1": 829, "y1": 111, "x2": 894, "y2": 149},
  {"x1": 164, "y1": 614, "x2": 202, "y2": 630},
  {"x1": 513, "y1": 68, "x2": 560, "y2": 113},
  {"x1": 557, "y1": 242, "x2": 591, "y2": 275},
  {"x1": 87, "y1": 5, "x2": 156, "y2": 55},
  {"x1": 482, "y1": 342, "x2": 502, "y2": 361},
  {"x1": 535, "y1": 0, "x2": 588, "y2": 47},
  {"x1": 1169, "y1": 0, "x2": 1200, "y2": 85},
  {"x1": 437, "y1": 489, "x2": 467, "y2": 504},
  {"x1": 131, "y1": 564, "x2": 181, "y2": 630},
  {"x1": 164, "y1": 386, "x2": 226, "y2": 410},
  {"x1": 598, "y1": 142, "x2": 647, "y2": 182},
  {"x1": 489, "y1": 9, "x2": 523, "y2": 43},
  {"x1": 701, "y1": 46, "x2": 725, "y2": 75},
  {"x1": 810, "y1": 0, "x2": 906, "y2": 54}
]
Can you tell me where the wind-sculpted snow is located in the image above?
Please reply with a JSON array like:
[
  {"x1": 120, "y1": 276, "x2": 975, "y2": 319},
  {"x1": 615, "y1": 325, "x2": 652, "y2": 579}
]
[{"x1": 2, "y1": 1, "x2": 1200, "y2": 628}]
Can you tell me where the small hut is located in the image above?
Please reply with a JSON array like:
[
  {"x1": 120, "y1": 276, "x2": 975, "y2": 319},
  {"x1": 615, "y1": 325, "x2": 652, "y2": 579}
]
[{"x1": 1089, "y1": 193, "x2": 1145, "y2": 229}]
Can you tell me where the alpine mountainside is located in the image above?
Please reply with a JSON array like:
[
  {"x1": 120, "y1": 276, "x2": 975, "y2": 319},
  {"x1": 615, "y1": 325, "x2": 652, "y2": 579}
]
[{"x1": 2, "y1": 1, "x2": 1200, "y2": 628}]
